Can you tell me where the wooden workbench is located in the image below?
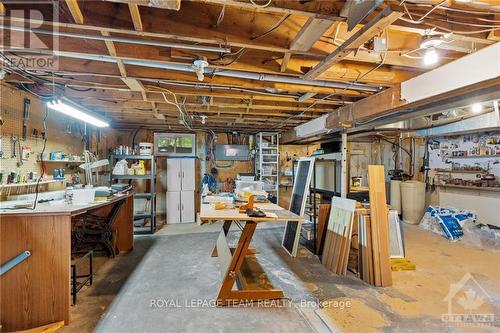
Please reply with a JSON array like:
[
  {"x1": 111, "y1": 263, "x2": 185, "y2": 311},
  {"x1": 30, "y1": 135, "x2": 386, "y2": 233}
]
[
  {"x1": 199, "y1": 203, "x2": 303, "y2": 305},
  {"x1": 0, "y1": 191, "x2": 134, "y2": 331}
]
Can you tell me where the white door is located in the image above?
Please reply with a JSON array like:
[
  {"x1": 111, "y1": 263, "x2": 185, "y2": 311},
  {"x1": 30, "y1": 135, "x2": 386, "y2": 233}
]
[
  {"x1": 180, "y1": 159, "x2": 195, "y2": 191},
  {"x1": 166, "y1": 191, "x2": 181, "y2": 224},
  {"x1": 166, "y1": 159, "x2": 181, "y2": 192},
  {"x1": 181, "y1": 191, "x2": 195, "y2": 223}
]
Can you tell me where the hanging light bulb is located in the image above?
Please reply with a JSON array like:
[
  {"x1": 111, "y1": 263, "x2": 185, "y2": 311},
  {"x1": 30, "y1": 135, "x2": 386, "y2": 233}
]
[
  {"x1": 192, "y1": 56, "x2": 209, "y2": 81},
  {"x1": 423, "y1": 48, "x2": 439, "y2": 66}
]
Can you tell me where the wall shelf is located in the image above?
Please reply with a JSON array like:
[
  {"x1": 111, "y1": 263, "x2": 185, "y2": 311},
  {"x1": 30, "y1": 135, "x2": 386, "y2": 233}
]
[
  {"x1": 449, "y1": 155, "x2": 500, "y2": 159},
  {"x1": 0, "y1": 179, "x2": 65, "y2": 189},
  {"x1": 435, "y1": 169, "x2": 486, "y2": 174},
  {"x1": 37, "y1": 160, "x2": 82, "y2": 164},
  {"x1": 438, "y1": 184, "x2": 500, "y2": 192}
]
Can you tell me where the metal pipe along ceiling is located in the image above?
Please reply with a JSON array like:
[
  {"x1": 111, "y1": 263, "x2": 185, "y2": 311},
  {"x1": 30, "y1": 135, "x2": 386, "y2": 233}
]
[
  {"x1": 2, "y1": 49, "x2": 383, "y2": 93},
  {"x1": 0, "y1": 25, "x2": 231, "y2": 54}
]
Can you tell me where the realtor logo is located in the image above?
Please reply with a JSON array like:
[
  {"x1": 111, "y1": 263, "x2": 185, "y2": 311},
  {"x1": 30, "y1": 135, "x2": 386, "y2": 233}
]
[
  {"x1": 0, "y1": 1, "x2": 59, "y2": 70},
  {"x1": 442, "y1": 272, "x2": 496, "y2": 327}
]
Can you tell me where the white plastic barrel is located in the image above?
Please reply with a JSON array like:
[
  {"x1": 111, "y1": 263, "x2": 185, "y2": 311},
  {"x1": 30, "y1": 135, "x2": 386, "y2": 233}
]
[
  {"x1": 400, "y1": 180, "x2": 426, "y2": 224},
  {"x1": 390, "y1": 180, "x2": 402, "y2": 214}
]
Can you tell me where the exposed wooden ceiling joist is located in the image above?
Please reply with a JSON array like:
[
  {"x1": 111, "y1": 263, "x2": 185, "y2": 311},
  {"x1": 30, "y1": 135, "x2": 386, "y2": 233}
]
[
  {"x1": 127, "y1": 4, "x2": 143, "y2": 31},
  {"x1": 64, "y1": 0, "x2": 84, "y2": 24},
  {"x1": 281, "y1": 17, "x2": 335, "y2": 72},
  {"x1": 107, "y1": 0, "x2": 181, "y2": 11},
  {"x1": 304, "y1": 8, "x2": 403, "y2": 80}
]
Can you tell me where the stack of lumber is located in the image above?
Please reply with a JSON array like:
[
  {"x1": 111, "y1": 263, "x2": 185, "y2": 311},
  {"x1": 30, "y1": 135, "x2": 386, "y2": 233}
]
[
  {"x1": 321, "y1": 197, "x2": 356, "y2": 276},
  {"x1": 358, "y1": 165, "x2": 392, "y2": 287}
]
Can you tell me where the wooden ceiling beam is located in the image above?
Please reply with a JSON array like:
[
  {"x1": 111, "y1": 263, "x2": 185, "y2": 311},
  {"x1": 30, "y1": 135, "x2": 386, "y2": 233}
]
[
  {"x1": 63, "y1": 88, "x2": 341, "y2": 105},
  {"x1": 7, "y1": 15, "x2": 441, "y2": 69},
  {"x1": 107, "y1": 0, "x2": 181, "y2": 11},
  {"x1": 65, "y1": 0, "x2": 84, "y2": 24},
  {"x1": 304, "y1": 8, "x2": 403, "y2": 80},
  {"x1": 77, "y1": 99, "x2": 331, "y2": 114},
  {"x1": 281, "y1": 17, "x2": 334, "y2": 72},
  {"x1": 0, "y1": 2, "x2": 6, "y2": 16},
  {"x1": 128, "y1": 4, "x2": 143, "y2": 31},
  {"x1": 193, "y1": 0, "x2": 343, "y2": 19},
  {"x1": 290, "y1": 17, "x2": 335, "y2": 52}
]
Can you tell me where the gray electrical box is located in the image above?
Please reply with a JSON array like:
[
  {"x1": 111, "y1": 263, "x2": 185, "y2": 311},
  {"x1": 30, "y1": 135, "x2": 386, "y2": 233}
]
[{"x1": 215, "y1": 144, "x2": 250, "y2": 161}]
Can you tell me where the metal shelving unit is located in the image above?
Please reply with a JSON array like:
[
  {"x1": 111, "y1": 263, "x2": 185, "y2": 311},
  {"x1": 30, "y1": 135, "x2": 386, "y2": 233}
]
[
  {"x1": 109, "y1": 154, "x2": 157, "y2": 234},
  {"x1": 255, "y1": 132, "x2": 279, "y2": 203}
]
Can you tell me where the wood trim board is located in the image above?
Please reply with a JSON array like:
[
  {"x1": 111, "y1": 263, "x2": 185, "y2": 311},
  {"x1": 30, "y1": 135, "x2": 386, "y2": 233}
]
[{"x1": 367, "y1": 165, "x2": 392, "y2": 287}]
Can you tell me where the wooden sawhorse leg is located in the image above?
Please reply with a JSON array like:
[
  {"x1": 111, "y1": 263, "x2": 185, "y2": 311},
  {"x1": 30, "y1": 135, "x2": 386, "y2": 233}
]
[{"x1": 214, "y1": 221, "x2": 284, "y2": 305}]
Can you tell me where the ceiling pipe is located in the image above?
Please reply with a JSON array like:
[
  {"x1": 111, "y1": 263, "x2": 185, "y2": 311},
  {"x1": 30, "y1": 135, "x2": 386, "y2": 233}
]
[
  {"x1": 0, "y1": 25, "x2": 231, "y2": 54},
  {"x1": 3, "y1": 49, "x2": 382, "y2": 93}
]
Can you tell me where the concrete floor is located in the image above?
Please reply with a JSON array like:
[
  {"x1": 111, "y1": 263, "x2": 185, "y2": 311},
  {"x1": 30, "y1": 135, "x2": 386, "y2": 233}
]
[{"x1": 60, "y1": 222, "x2": 500, "y2": 333}]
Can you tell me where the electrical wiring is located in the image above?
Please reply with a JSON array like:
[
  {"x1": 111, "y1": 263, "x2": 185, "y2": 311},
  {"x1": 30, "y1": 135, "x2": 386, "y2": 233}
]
[
  {"x1": 250, "y1": 0, "x2": 272, "y2": 8},
  {"x1": 399, "y1": 17, "x2": 500, "y2": 34},
  {"x1": 214, "y1": 4, "x2": 226, "y2": 28},
  {"x1": 31, "y1": 89, "x2": 51, "y2": 210},
  {"x1": 250, "y1": 14, "x2": 290, "y2": 40},
  {"x1": 160, "y1": 89, "x2": 195, "y2": 130},
  {"x1": 403, "y1": 0, "x2": 448, "y2": 24},
  {"x1": 272, "y1": 29, "x2": 389, "y2": 130},
  {"x1": 402, "y1": 0, "x2": 499, "y2": 15},
  {"x1": 209, "y1": 48, "x2": 247, "y2": 66}
]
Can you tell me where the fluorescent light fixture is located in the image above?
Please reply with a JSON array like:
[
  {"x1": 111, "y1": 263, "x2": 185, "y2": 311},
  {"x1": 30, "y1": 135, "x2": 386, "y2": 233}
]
[
  {"x1": 423, "y1": 48, "x2": 439, "y2": 66},
  {"x1": 471, "y1": 103, "x2": 483, "y2": 113},
  {"x1": 47, "y1": 100, "x2": 109, "y2": 127}
]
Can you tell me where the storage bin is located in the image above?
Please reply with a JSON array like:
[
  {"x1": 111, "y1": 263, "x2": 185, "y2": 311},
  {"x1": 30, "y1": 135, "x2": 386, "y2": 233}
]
[{"x1": 400, "y1": 181, "x2": 426, "y2": 224}]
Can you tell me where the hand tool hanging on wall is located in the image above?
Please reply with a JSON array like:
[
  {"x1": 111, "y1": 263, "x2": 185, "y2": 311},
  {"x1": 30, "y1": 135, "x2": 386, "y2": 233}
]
[
  {"x1": 22, "y1": 98, "x2": 31, "y2": 141},
  {"x1": 11, "y1": 135, "x2": 18, "y2": 158}
]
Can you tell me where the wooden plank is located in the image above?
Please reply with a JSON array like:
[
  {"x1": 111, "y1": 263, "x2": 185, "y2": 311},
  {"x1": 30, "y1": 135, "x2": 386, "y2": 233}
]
[
  {"x1": 16, "y1": 321, "x2": 65, "y2": 333},
  {"x1": 65, "y1": 0, "x2": 84, "y2": 24},
  {"x1": 321, "y1": 197, "x2": 355, "y2": 276},
  {"x1": 280, "y1": 52, "x2": 291, "y2": 73},
  {"x1": 290, "y1": 17, "x2": 334, "y2": 52},
  {"x1": 304, "y1": 8, "x2": 403, "y2": 80},
  {"x1": 1, "y1": 215, "x2": 71, "y2": 331},
  {"x1": 368, "y1": 165, "x2": 392, "y2": 287},
  {"x1": 316, "y1": 204, "x2": 331, "y2": 255},
  {"x1": 128, "y1": 4, "x2": 143, "y2": 32}
]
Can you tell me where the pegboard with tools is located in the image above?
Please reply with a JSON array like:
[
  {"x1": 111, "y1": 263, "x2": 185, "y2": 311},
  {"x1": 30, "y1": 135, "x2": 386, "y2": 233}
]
[{"x1": 0, "y1": 85, "x2": 86, "y2": 187}]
